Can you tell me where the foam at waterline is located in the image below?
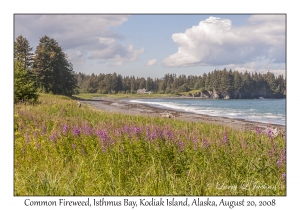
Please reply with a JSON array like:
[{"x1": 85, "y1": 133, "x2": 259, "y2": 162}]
[
  {"x1": 129, "y1": 100, "x2": 238, "y2": 117},
  {"x1": 128, "y1": 100, "x2": 189, "y2": 110},
  {"x1": 127, "y1": 99, "x2": 285, "y2": 125}
]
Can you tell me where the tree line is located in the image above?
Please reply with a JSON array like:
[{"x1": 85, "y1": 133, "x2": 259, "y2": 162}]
[
  {"x1": 75, "y1": 69, "x2": 286, "y2": 98},
  {"x1": 14, "y1": 35, "x2": 77, "y2": 103},
  {"x1": 14, "y1": 35, "x2": 286, "y2": 102}
]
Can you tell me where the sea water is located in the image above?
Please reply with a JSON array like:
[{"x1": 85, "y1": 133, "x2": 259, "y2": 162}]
[{"x1": 125, "y1": 98, "x2": 286, "y2": 125}]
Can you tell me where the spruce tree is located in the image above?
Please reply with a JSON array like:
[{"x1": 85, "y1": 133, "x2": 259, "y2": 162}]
[
  {"x1": 14, "y1": 35, "x2": 34, "y2": 69},
  {"x1": 33, "y1": 36, "x2": 77, "y2": 96}
]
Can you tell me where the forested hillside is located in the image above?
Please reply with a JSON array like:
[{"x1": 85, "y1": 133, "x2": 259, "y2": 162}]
[{"x1": 75, "y1": 69, "x2": 286, "y2": 99}]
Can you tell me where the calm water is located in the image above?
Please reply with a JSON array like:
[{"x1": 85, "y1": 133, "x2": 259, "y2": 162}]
[{"x1": 126, "y1": 98, "x2": 286, "y2": 125}]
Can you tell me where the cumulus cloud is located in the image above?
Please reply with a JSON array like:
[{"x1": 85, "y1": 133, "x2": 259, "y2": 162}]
[
  {"x1": 163, "y1": 15, "x2": 285, "y2": 72},
  {"x1": 14, "y1": 15, "x2": 144, "y2": 66},
  {"x1": 145, "y1": 59, "x2": 157, "y2": 66}
]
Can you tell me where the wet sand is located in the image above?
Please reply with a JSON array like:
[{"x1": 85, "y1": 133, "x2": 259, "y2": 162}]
[{"x1": 79, "y1": 97, "x2": 286, "y2": 135}]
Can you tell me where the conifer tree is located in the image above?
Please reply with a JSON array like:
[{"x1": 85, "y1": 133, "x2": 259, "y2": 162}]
[
  {"x1": 33, "y1": 36, "x2": 77, "y2": 96},
  {"x1": 14, "y1": 35, "x2": 34, "y2": 69},
  {"x1": 14, "y1": 60, "x2": 38, "y2": 103}
]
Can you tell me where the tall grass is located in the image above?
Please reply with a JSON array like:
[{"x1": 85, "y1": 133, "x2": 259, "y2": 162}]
[{"x1": 14, "y1": 94, "x2": 286, "y2": 195}]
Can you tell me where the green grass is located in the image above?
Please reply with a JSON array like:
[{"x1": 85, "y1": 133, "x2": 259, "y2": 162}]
[{"x1": 14, "y1": 94, "x2": 286, "y2": 195}]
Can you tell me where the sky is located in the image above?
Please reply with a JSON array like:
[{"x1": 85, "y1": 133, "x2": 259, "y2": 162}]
[{"x1": 14, "y1": 14, "x2": 286, "y2": 78}]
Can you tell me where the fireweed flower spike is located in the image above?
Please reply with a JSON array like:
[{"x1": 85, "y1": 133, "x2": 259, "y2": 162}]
[
  {"x1": 49, "y1": 132, "x2": 58, "y2": 143},
  {"x1": 267, "y1": 128, "x2": 273, "y2": 138},
  {"x1": 73, "y1": 126, "x2": 80, "y2": 136},
  {"x1": 62, "y1": 124, "x2": 69, "y2": 135},
  {"x1": 256, "y1": 127, "x2": 262, "y2": 134},
  {"x1": 223, "y1": 132, "x2": 229, "y2": 144}
]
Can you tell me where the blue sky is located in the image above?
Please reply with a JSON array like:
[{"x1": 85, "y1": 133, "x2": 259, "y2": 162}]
[{"x1": 14, "y1": 14, "x2": 286, "y2": 78}]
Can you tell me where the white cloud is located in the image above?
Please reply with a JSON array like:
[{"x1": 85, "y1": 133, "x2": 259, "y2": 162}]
[
  {"x1": 14, "y1": 15, "x2": 144, "y2": 66},
  {"x1": 163, "y1": 15, "x2": 285, "y2": 73},
  {"x1": 145, "y1": 59, "x2": 157, "y2": 66},
  {"x1": 226, "y1": 61, "x2": 286, "y2": 77}
]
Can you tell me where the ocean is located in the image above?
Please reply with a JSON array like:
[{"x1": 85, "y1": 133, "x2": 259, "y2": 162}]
[{"x1": 125, "y1": 98, "x2": 286, "y2": 126}]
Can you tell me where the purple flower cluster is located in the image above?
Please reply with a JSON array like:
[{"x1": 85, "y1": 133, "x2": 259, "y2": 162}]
[
  {"x1": 41, "y1": 125, "x2": 47, "y2": 135},
  {"x1": 276, "y1": 148, "x2": 286, "y2": 168},
  {"x1": 73, "y1": 126, "x2": 80, "y2": 136},
  {"x1": 62, "y1": 124, "x2": 69, "y2": 135},
  {"x1": 202, "y1": 140, "x2": 210, "y2": 148},
  {"x1": 177, "y1": 140, "x2": 184, "y2": 151},
  {"x1": 49, "y1": 132, "x2": 59, "y2": 143},
  {"x1": 267, "y1": 128, "x2": 274, "y2": 138},
  {"x1": 256, "y1": 127, "x2": 262, "y2": 134},
  {"x1": 81, "y1": 125, "x2": 93, "y2": 135},
  {"x1": 96, "y1": 129, "x2": 113, "y2": 152},
  {"x1": 133, "y1": 126, "x2": 142, "y2": 134},
  {"x1": 223, "y1": 133, "x2": 229, "y2": 144}
]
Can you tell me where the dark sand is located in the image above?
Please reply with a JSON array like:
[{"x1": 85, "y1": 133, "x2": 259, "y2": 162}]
[{"x1": 79, "y1": 97, "x2": 286, "y2": 135}]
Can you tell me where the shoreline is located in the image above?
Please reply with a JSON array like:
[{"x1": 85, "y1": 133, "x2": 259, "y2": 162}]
[{"x1": 79, "y1": 97, "x2": 286, "y2": 135}]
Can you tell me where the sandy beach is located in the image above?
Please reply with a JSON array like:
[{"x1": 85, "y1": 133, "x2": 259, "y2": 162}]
[{"x1": 79, "y1": 97, "x2": 286, "y2": 136}]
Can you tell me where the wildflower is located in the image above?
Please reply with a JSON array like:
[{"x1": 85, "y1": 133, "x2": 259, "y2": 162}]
[
  {"x1": 81, "y1": 125, "x2": 93, "y2": 135},
  {"x1": 150, "y1": 133, "x2": 156, "y2": 140},
  {"x1": 49, "y1": 132, "x2": 58, "y2": 143},
  {"x1": 72, "y1": 144, "x2": 76, "y2": 149},
  {"x1": 267, "y1": 128, "x2": 273, "y2": 138},
  {"x1": 41, "y1": 125, "x2": 47, "y2": 135},
  {"x1": 133, "y1": 126, "x2": 142, "y2": 134},
  {"x1": 62, "y1": 124, "x2": 69, "y2": 135},
  {"x1": 115, "y1": 129, "x2": 122, "y2": 136},
  {"x1": 193, "y1": 138, "x2": 198, "y2": 149},
  {"x1": 178, "y1": 140, "x2": 184, "y2": 151},
  {"x1": 223, "y1": 133, "x2": 229, "y2": 144},
  {"x1": 73, "y1": 126, "x2": 80, "y2": 136},
  {"x1": 123, "y1": 125, "x2": 131, "y2": 135},
  {"x1": 202, "y1": 139, "x2": 210, "y2": 148},
  {"x1": 256, "y1": 127, "x2": 262, "y2": 134},
  {"x1": 276, "y1": 148, "x2": 286, "y2": 168},
  {"x1": 282, "y1": 173, "x2": 286, "y2": 180},
  {"x1": 165, "y1": 130, "x2": 172, "y2": 138},
  {"x1": 156, "y1": 128, "x2": 163, "y2": 139}
]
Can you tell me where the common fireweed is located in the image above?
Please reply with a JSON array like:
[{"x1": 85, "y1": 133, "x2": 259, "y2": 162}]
[{"x1": 14, "y1": 94, "x2": 286, "y2": 196}]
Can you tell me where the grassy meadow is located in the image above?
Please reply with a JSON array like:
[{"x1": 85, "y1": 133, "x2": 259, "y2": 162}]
[{"x1": 14, "y1": 94, "x2": 286, "y2": 195}]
